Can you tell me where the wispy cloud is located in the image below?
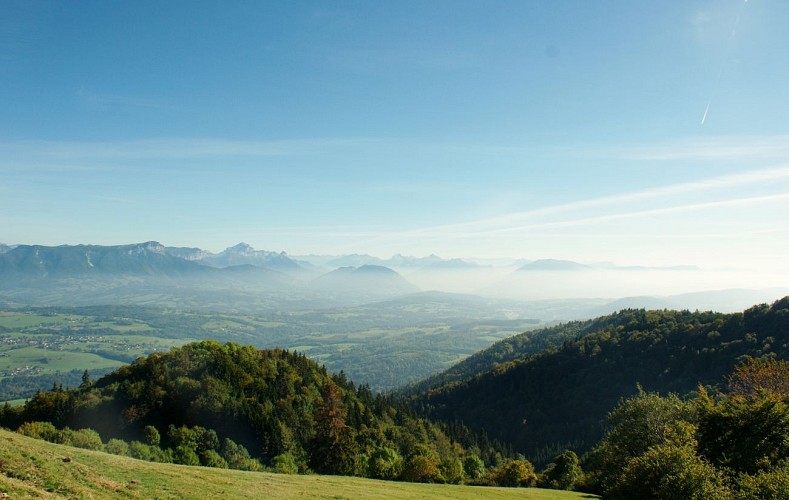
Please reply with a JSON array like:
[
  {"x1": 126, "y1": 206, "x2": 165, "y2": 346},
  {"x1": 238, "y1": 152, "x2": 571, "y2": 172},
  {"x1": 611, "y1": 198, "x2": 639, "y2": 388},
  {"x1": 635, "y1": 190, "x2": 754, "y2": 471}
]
[
  {"x1": 483, "y1": 192, "x2": 789, "y2": 236},
  {"x1": 613, "y1": 135, "x2": 789, "y2": 161},
  {"x1": 0, "y1": 137, "x2": 388, "y2": 165},
  {"x1": 402, "y1": 165, "x2": 789, "y2": 234},
  {"x1": 344, "y1": 165, "x2": 789, "y2": 251},
  {"x1": 4, "y1": 133, "x2": 788, "y2": 166}
]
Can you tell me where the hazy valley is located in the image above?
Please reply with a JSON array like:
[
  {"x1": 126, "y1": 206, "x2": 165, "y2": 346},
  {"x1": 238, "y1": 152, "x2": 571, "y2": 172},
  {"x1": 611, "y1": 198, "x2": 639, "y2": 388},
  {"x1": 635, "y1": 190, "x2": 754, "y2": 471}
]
[
  {"x1": 5, "y1": 1, "x2": 789, "y2": 496},
  {"x1": 0, "y1": 240, "x2": 786, "y2": 498}
]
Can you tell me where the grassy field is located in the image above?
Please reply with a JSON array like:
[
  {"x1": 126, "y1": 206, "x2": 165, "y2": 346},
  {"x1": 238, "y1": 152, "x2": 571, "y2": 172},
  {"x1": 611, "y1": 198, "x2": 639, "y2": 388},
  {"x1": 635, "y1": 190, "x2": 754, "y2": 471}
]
[
  {"x1": 0, "y1": 429, "x2": 596, "y2": 499},
  {"x1": 0, "y1": 306, "x2": 546, "y2": 396},
  {"x1": 0, "y1": 311, "x2": 189, "y2": 379}
]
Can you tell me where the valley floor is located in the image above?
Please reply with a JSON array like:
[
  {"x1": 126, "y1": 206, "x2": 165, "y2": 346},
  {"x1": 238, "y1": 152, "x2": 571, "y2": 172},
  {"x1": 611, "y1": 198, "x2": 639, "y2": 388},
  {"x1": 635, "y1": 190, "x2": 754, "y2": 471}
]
[{"x1": 0, "y1": 429, "x2": 592, "y2": 499}]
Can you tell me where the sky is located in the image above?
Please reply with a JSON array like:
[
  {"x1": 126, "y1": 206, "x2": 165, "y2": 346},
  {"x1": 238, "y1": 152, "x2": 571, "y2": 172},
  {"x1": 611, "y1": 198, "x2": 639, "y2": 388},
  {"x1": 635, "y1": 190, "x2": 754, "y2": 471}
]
[{"x1": 2, "y1": 1, "x2": 789, "y2": 281}]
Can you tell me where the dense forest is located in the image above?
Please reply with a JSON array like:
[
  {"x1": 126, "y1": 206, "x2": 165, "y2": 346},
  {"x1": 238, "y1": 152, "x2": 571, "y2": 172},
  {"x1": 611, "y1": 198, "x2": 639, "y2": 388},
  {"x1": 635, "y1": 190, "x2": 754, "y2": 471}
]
[
  {"x1": 1, "y1": 299, "x2": 786, "y2": 495},
  {"x1": 0, "y1": 341, "x2": 511, "y2": 484},
  {"x1": 581, "y1": 357, "x2": 789, "y2": 498},
  {"x1": 410, "y1": 298, "x2": 789, "y2": 463}
]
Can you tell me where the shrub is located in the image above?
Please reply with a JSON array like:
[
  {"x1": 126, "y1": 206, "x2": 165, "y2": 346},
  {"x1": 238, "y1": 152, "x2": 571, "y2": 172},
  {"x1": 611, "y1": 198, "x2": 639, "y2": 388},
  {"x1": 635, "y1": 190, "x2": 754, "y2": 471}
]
[
  {"x1": 129, "y1": 441, "x2": 172, "y2": 463},
  {"x1": 539, "y1": 450, "x2": 583, "y2": 490},
  {"x1": 70, "y1": 428, "x2": 104, "y2": 450},
  {"x1": 221, "y1": 438, "x2": 263, "y2": 472},
  {"x1": 440, "y1": 456, "x2": 465, "y2": 484},
  {"x1": 463, "y1": 455, "x2": 486, "y2": 481},
  {"x1": 143, "y1": 425, "x2": 161, "y2": 447},
  {"x1": 491, "y1": 459, "x2": 537, "y2": 487},
  {"x1": 17, "y1": 421, "x2": 60, "y2": 442},
  {"x1": 368, "y1": 446, "x2": 404, "y2": 480},
  {"x1": 607, "y1": 444, "x2": 731, "y2": 500},
  {"x1": 173, "y1": 444, "x2": 200, "y2": 466},
  {"x1": 272, "y1": 452, "x2": 299, "y2": 474},
  {"x1": 735, "y1": 466, "x2": 789, "y2": 500},
  {"x1": 105, "y1": 438, "x2": 131, "y2": 456},
  {"x1": 401, "y1": 455, "x2": 443, "y2": 483},
  {"x1": 697, "y1": 391, "x2": 789, "y2": 475},
  {"x1": 200, "y1": 449, "x2": 228, "y2": 468}
]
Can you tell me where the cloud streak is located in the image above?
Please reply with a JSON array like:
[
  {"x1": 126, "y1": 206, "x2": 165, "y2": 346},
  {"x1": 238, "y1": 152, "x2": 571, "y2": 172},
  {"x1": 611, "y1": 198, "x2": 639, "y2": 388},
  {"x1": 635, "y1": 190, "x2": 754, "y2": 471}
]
[
  {"x1": 400, "y1": 165, "x2": 789, "y2": 234},
  {"x1": 345, "y1": 166, "x2": 789, "y2": 253},
  {"x1": 614, "y1": 135, "x2": 789, "y2": 161},
  {"x1": 0, "y1": 137, "x2": 390, "y2": 164}
]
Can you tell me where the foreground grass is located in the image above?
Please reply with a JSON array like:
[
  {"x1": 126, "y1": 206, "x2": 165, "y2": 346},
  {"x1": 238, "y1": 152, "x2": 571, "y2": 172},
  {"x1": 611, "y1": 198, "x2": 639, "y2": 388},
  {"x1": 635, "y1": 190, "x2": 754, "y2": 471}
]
[{"x1": 0, "y1": 430, "x2": 594, "y2": 499}]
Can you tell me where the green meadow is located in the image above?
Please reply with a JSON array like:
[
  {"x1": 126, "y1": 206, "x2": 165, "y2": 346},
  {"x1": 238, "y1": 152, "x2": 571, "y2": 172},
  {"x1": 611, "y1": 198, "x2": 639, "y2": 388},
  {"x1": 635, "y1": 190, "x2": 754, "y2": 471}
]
[
  {"x1": 0, "y1": 429, "x2": 594, "y2": 499},
  {"x1": 0, "y1": 305, "x2": 546, "y2": 397}
]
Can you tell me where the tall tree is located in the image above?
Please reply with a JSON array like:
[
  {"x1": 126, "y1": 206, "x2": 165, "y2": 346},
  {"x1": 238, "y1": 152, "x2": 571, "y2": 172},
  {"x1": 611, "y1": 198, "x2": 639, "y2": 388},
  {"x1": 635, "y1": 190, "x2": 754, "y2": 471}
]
[{"x1": 311, "y1": 382, "x2": 359, "y2": 475}]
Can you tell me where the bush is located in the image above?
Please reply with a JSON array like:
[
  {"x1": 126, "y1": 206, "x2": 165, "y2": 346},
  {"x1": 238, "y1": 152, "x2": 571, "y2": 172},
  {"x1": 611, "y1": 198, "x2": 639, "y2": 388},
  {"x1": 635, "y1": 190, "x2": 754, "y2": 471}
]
[
  {"x1": 143, "y1": 425, "x2": 160, "y2": 447},
  {"x1": 607, "y1": 444, "x2": 731, "y2": 500},
  {"x1": 17, "y1": 421, "x2": 60, "y2": 442},
  {"x1": 272, "y1": 452, "x2": 300, "y2": 474},
  {"x1": 539, "y1": 450, "x2": 583, "y2": 490},
  {"x1": 200, "y1": 449, "x2": 228, "y2": 468},
  {"x1": 70, "y1": 428, "x2": 104, "y2": 450},
  {"x1": 129, "y1": 441, "x2": 153, "y2": 460},
  {"x1": 440, "y1": 456, "x2": 465, "y2": 484},
  {"x1": 221, "y1": 438, "x2": 263, "y2": 472},
  {"x1": 368, "y1": 446, "x2": 403, "y2": 480},
  {"x1": 105, "y1": 438, "x2": 131, "y2": 456},
  {"x1": 735, "y1": 466, "x2": 789, "y2": 500},
  {"x1": 129, "y1": 441, "x2": 172, "y2": 463},
  {"x1": 585, "y1": 390, "x2": 694, "y2": 492},
  {"x1": 173, "y1": 444, "x2": 201, "y2": 466},
  {"x1": 491, "y1": 459, "x2": 537, "y2": 487},
  {"x1": 697, "y1": 392, "x2": 789, "y2": 475},
  {"x1": 463, "y1": 455, "x2": 486, "y2": 481},
  {"x1": 401, "y1": 455, "x2": 443, "y2": 483}
]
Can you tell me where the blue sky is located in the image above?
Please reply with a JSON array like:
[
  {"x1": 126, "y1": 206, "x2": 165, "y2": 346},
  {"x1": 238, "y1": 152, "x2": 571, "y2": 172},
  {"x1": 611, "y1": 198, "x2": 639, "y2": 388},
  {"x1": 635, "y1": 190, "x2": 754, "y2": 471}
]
[{"x1": 1, "y1": 1, "x2": 788, "y2": 279}]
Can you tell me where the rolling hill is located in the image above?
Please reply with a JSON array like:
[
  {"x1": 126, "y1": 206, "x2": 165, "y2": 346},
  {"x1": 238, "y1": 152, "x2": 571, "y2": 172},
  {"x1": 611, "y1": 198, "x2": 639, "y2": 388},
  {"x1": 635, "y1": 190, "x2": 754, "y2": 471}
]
[
  {"x1": 311, "y1": 265, "x2": 418, "y2": 297},
  {"x1": 0, "y1": 340, "x2": 508, "y2": 481},
  {"x1": 410, "y1": 297, "x2": 789, "y2": 463}
]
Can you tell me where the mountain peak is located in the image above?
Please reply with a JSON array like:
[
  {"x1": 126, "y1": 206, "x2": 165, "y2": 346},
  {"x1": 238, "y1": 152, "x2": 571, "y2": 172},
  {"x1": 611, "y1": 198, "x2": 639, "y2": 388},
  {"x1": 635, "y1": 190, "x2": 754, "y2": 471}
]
[
  {"x1": 227, "y1": 242, "x2": 255, "y2": 253},
  {"x1": 142, "y1": 241, "x2": 165, "y2": 252}
]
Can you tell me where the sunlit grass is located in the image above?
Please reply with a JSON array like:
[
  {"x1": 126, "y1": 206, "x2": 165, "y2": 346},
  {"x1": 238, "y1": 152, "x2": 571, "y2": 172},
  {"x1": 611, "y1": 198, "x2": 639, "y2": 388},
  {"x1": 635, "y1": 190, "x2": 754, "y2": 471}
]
[{"x1": 0, "y1": 429, "x2": 594, "y2": 499}]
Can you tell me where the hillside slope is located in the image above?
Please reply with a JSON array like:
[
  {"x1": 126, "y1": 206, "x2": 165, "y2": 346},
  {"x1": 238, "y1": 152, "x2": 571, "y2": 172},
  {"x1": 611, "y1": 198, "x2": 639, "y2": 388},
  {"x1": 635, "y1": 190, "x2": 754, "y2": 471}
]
[
  {"x1": 411, "y1": 298, "x2": 789, "y2": 462},
  {"x1": 404, "y1": 315, "x2": 614, "y2": 393},
  {"x1": 0, "y1": 429, "x2": 590, "y2": 499},
  {"x1": 1, "y1": 341, "x2": 509, "y2": 480}
]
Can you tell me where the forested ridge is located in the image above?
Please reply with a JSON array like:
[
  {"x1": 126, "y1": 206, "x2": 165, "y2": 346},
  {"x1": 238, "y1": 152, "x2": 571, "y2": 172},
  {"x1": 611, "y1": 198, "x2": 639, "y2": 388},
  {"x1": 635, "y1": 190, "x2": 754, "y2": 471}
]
[
  {"x1": 404, "y1": 316, "x2": 605, "y2": 394},
  {"x1": 410, "y1": 297, "x2": 789, "y2": 463},
  {"x1": 0, "y1": 341, "x2": 508, "y2": 484}
]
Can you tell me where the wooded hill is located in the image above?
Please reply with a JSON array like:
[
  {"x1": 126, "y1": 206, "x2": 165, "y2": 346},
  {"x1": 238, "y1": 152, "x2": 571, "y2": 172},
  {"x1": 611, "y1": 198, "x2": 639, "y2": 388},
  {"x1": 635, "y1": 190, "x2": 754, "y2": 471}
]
[
  {"x1": 0, "y1": 341, "x2": 507, "y2": 483},
  {"x1": 409, "y1": 297, "x2": 789, "y2": 463}
]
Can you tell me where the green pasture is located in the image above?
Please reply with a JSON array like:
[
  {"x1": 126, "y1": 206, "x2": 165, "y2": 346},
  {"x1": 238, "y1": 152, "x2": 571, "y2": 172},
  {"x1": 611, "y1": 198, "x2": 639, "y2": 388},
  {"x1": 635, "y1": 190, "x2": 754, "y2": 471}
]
[
  {"x1": 0, "y1": 313, "x2": 81, "y2": 329},
  {"x1": 0, "y1": 429, "x2": 595, "y2": 499},
  {"x1": 0, "y1": 347, "x2": 124, "y2": 374}
]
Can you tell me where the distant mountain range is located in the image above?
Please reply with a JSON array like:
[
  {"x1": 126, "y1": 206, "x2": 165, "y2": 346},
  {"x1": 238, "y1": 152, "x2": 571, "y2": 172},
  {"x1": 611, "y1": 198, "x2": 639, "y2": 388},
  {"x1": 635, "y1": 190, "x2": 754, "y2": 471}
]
[
  {"x1": 0, "y1": 242, "x2": 703, "y2": 275},
  {"x1": 0, "y1": 242, "x2": 421, "y2": 309},
  {"x1": 301, "y1": 252, "x2": 480, "y2": 270},
  {"x1": 0, "y1": 241, "x2": 784, "y2": 316},
  {"x1": 0, "y1": 242, "x2": 205, "y2": 278},
  {"x1": 0, "y1": 241, "x2": 325, "y2": 280}
]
